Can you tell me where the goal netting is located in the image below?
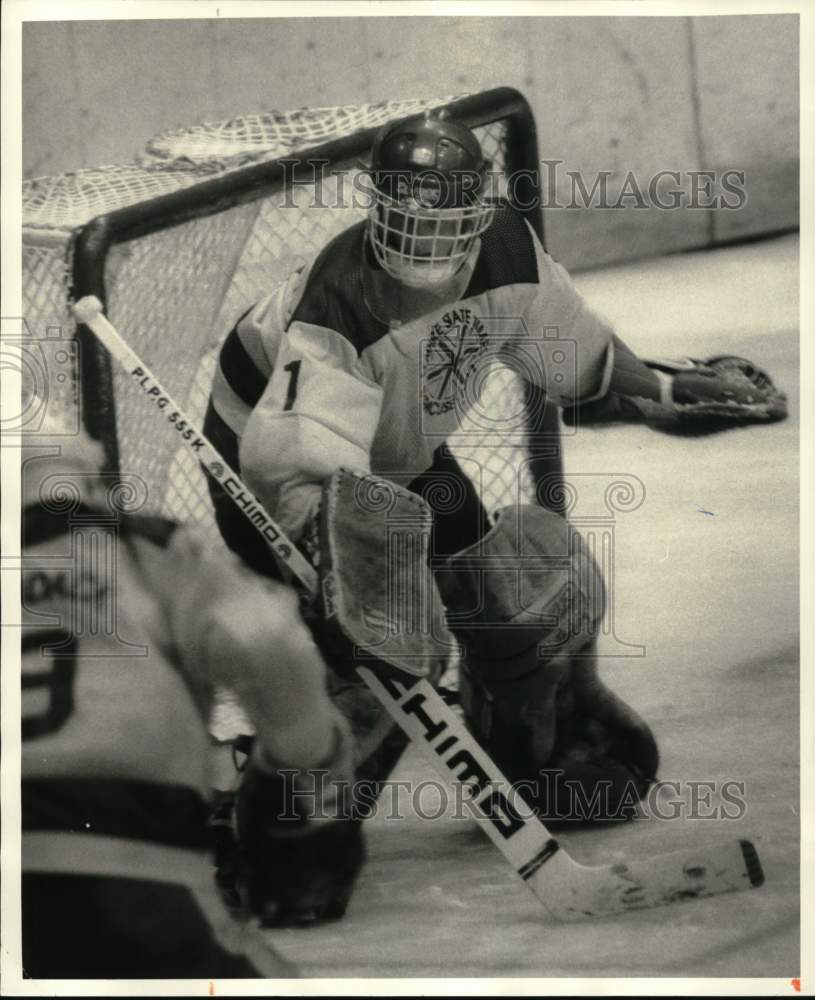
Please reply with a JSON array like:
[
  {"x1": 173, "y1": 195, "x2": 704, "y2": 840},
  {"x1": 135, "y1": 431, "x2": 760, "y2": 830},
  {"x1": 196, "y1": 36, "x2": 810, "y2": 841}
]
[
  {"x1": 22, "y1": 88, "x2": 562, "y2": 538},
  {"x1": 22, "y1": 88, "x2": 563, "y2": 738}
]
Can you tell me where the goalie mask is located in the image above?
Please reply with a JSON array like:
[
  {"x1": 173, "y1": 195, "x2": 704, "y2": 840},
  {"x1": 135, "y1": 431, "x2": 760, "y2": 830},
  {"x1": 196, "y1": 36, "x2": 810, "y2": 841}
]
[{"x1": 367, "y1": 109, "x2": 495, "y2": 289}]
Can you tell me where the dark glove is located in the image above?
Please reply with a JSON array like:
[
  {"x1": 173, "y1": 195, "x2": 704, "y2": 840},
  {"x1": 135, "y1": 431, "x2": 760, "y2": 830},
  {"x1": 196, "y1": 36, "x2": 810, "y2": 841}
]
[
  {"x1": 563, "y1": 354, "x2": 787, "y2": 428},
  {"x1": 233, "y1": 728, "x2": 365, "y2": 926},
  {"x1": 661, "y1": 355, "x2": 787, "y2": 422}
]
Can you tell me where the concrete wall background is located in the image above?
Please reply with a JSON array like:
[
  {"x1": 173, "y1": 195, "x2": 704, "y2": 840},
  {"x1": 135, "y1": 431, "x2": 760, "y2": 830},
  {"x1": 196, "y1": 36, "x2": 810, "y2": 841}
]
[{"x1": 22, "y1": 14, "x2": 798, "y2": 270}]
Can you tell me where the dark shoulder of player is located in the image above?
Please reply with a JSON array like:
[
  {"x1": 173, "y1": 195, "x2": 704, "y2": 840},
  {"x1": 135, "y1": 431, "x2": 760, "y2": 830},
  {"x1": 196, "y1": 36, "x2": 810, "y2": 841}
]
[
  {"x1": 465, "y1": 201, "x2": 540, "y2": 298},
  {"x1": 287, "y1": 220, "x2": 388, "y2": 356},
  {"x1": 22, "y1": 502, "x2": 177, "y2": 551}
]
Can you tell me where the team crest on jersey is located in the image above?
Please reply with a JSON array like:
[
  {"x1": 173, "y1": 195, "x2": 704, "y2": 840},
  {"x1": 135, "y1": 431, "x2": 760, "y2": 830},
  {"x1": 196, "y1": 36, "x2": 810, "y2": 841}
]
[{"x1": 422, "y1": 308, "x2": 488, "y2": 415}]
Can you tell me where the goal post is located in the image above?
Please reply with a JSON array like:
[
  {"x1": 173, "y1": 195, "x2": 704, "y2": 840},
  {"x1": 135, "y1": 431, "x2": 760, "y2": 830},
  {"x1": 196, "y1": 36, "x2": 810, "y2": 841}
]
[{"x1": 23, "y1": 86, "x2": 563, "y2": 531}]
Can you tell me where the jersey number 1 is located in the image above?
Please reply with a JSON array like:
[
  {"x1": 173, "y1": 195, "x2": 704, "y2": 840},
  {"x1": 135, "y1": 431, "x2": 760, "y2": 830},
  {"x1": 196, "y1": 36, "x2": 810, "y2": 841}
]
[{"x1": 283, "y1": 360, "x2": 301, "y2": 411}]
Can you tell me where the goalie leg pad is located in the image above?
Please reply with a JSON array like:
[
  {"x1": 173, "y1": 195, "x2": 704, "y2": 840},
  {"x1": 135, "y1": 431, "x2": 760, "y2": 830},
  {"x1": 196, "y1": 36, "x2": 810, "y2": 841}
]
[
  {"x1": 434, "y1": 504, "x2": 605, "y2": 682},
  {"x1": 458, "y1": 641, "x2": 659, "y2": 822},
  {"x1": 437, "y1": 507, "x2": 657, "y2": 820},
  {"x1": 326, "y1": 672, "x2": 412, "y2": 798}
]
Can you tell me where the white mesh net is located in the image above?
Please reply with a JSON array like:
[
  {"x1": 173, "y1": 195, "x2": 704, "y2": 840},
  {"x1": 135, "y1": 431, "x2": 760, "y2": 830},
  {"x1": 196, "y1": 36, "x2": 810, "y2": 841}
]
[
  {"x1": 22, "y1": 94, "x2": 548, "y2": 740},
  {"x1": 22, "y1": 95, "x2": 540, "y2": 542},
  {"x1": 143, "y1": 98, "x2": 459, "y2": 169}
]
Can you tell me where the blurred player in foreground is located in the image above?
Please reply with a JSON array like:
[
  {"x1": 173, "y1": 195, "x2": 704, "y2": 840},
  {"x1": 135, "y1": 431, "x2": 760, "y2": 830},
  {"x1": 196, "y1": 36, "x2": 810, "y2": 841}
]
[{"x1": 19, "y1": 414, "x2": 366, "y2": 977}]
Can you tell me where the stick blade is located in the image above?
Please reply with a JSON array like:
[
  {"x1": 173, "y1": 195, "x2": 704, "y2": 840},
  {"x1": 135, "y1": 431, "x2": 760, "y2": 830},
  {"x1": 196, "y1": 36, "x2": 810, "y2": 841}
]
[{"x1": 539, "y1": 838, "x2": 764, "y2": 920}]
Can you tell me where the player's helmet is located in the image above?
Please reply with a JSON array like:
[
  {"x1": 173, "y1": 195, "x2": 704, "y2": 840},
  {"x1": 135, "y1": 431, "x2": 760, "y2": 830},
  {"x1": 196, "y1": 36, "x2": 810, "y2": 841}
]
[{"x1": 367, "y1": 109, "x2": 494, "y2": 288}]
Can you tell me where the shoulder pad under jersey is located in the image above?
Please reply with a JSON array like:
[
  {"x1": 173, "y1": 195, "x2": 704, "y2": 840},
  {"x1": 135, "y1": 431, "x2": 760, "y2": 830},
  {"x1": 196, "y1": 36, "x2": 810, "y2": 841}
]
[
  {"x1": 465, "y1": 202, "x2": 539, "y2": 298},
  {"x1": 287, "y1": 221, "x2": 390, "y2": 355}
]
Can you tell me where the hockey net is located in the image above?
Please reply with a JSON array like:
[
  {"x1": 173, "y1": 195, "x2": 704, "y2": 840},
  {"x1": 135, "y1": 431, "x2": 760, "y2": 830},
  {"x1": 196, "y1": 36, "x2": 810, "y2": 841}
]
[
  {"x1": 22, "y1": 89, "x2": 561, "y2": 539},
  {"x1": 22, "y1": 89, "x2": 561, "y2": 737}
]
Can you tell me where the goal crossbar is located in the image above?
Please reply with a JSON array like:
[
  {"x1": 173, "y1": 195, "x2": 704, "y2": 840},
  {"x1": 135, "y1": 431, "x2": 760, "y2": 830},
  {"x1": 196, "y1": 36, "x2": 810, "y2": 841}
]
[{"x1": 68, "y1": 87, "x2": 553, "y2": 484}]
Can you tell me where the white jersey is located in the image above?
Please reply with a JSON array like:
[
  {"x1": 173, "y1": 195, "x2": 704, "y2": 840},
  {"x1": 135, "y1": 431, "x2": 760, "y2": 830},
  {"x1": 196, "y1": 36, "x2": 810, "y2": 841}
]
[
  {"x1": 208, "y1": 205, "x2": 615, "y2": 539},
  {"x1": 22, "y1": 502, "x2": 275, "y2": 859},
  {"x1": 20, "y1": 499, "x2": 295, "y2": 977}
]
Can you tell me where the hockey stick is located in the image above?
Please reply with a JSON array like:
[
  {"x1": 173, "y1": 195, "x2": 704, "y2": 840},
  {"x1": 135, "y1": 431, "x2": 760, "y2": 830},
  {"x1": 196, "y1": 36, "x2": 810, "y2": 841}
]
[{"x1": 73, "y1": 295, "x2": 764, "y2": 919}]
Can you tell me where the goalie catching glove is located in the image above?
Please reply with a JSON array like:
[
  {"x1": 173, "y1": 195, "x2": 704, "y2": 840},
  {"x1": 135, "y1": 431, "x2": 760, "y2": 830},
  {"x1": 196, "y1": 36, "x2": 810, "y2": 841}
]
[{"x1": 563, "y1": 337, "x2": 787, "y2": 428}]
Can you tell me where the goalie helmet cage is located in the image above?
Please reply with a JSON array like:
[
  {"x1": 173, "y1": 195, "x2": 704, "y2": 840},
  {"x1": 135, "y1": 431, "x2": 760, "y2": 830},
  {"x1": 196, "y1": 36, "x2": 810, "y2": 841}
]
[{"x1": 23, "y1": 87, "x2": 564, "y2": 529}]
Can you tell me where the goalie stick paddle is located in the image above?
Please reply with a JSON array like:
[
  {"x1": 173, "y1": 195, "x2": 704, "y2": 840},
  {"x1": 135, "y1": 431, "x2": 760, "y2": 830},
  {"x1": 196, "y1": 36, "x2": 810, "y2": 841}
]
[{"x1": 72, "y1": 294, "x2": 765, "y2": 919}]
